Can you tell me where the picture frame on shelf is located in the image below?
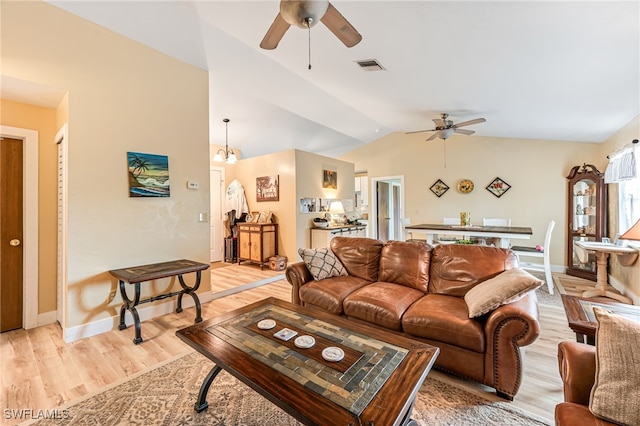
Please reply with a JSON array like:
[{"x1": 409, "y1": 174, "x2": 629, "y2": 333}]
[{"x1": 486, "y1": 177, "x2": 511, "y2": 198}]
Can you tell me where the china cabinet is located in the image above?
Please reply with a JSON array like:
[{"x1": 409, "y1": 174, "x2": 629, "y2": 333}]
[{"x1": 566, "y1": 164, "x2": 607, "y2": 281}]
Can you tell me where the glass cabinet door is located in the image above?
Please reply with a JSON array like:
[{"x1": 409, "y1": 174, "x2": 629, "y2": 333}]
[{"x1": 566, "y1": 164, "x2": 607, "y2": 281}]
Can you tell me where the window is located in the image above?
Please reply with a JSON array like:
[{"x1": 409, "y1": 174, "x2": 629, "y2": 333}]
[{"x1": 619, "y1": 177, "x2": 640, "y2": 237}]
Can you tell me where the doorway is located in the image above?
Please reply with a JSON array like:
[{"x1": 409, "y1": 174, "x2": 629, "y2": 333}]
[
  {"x1": 370, "y1": 176, "x2": 405, "y2": 242},
  {"x1": 210, "y1": 167, "x2": 225, "y2": 262},
  {"x1": 0, "y1": 126, "x2": 39, "y2": 330}
]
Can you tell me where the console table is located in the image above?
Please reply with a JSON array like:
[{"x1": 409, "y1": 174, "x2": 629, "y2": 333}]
[{"x1": 109, "y1": 259, "x2": 209, "y2": 344}]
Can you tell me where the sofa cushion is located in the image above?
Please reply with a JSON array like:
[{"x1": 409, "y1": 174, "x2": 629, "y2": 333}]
[
  {"x1": 299, "y1": 275, "x2": 371, "y2": 314},
  {"x1": 379, "y1": 241, "x2": 432, "y2": 292},
  {"x1": 298, "y1": 248, "x2": 347, "y2": 281},
  {"x1": 402, "y1": 294, "x2": 485, "y2": 352},
  {"x1": 429, "y1": 244, "x2": 519, "y2": 296},
  {"x1": 343, "y1": 282, "x2": 424, "y2": 331},
  {"x1": 330, "y1": 237, "x2": 383, "y2": 282},
  {"x1": 464, "y1": 269, "x2": 543, "y2": 318},
  {"x1": 589, "y1": 307, "x2": 640, "y2": 426}
]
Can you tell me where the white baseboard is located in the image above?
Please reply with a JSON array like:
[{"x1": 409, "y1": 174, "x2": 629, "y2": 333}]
[
  {"x1": 37, "y1": 310, "x2": 58, "y2": 327},
  {"x1": 62, "y1": 291, "x2": 213, "y2": 343}
]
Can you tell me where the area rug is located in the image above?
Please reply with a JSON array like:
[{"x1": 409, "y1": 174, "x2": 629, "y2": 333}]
[
  {"x1": 28, "y1": 352, "x2": 551, "y2": 426},
  {"x1": 528, "y1": 271, "x2": 563, "y2": 307}
]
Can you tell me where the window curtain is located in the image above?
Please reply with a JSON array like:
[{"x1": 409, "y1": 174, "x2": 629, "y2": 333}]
[{"x1": 604, "y1": 144, "x2": 638, "y2": 183}]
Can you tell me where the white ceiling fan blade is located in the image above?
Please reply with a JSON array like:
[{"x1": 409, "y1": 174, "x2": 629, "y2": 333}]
[
  {"x1": 260, "y1": 13, "x2": 291, "y2": 50},
  {"x1": 453, "y1": 118, "x2": 486, "y2": 128},
  {"x1": 406, "y1": 128, "x2": 437, "y2": 135},
  {"x1": 432, "y1": 118, "x2": 445, "y2": 128},
  {"x1": 321, "y1": 3, "x2": 362, "y2": 47},
  {"x1": 454, "y1": 128, "x2": 475, "y2": 135},
  {"x1": 426, "y1": 131, "x2": 440, "y2": 141}
]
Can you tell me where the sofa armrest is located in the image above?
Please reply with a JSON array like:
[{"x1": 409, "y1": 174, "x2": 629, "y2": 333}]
[
  {"x1": 285, "y1": 262, "x2": 314, "y2": 305},
  {"x1": 557, "y1": 340, "x2": 596, "y2": 406},
  {"x1": 483, "y1": 292, "x2": 541, "y2": 398}
]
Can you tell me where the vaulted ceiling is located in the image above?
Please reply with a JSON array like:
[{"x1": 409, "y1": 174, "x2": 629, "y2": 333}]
[{"x1": 7, "y1": 1, "x2": 640, "y2": 159}]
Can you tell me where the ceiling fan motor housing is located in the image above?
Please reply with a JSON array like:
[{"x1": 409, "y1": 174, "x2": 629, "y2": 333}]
[{"x1": 280, "y1": 0, "x2": 329, "y2": 28}]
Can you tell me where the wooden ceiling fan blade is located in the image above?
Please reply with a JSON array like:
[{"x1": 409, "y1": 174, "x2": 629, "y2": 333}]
[
  {"x1": 453, "y1": 118, "x2": 486, "y2": 128},
  {"x1": 260, "y1": 13, "x2": 291, "y2": 50},
  {"x1": 454, "y1": 128, "x2": 474, "y2": 135},
  {"x1": 321, "y1": 3, "x2": 362, "y2": 47},
  {"x1": 427, "y1": 131, "x2": 440, "y2": 141}
]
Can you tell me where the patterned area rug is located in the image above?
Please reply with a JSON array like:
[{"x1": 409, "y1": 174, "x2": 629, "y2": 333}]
[
  {"x1": 528, "y1": 271, "x2": 563, "y2": 307},
  {"x1": 28, "y1": 352, "x2": 551, "y2": 426}
]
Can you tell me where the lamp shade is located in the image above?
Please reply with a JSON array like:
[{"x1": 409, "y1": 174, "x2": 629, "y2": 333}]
[
  {"x1": 329, "y1": 201, "x2": 345, "y2": 214},
  {"x1": 620, "y1": 218, "x2": 640, "y2": 241}
]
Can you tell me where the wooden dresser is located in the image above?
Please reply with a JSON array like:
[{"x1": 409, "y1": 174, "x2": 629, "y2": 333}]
[{"x1": 238, "y1": 223, "x2": 278, "y2": 269}]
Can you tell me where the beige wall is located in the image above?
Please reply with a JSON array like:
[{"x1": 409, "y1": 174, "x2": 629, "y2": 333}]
[
  {"x1": 0, "y1": 99, "x2": 59, "y2": 313},
  {"x1": 2, "y1": 1, "x2": 210, "y2": 329},
  {"x1": 340, "y1": 133, "x2": 606, "y2": 275},
  {"x1": 224, "y1": 149, "x2": 354, "y2": 262},
  {"x1": 597, "y1": 115, "x2": 640, "y2": 296}
]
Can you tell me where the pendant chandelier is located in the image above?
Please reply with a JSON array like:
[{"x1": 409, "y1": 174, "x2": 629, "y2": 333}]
[{"x1": 213, "y1": 118, "x2": 237, "y2": 164}]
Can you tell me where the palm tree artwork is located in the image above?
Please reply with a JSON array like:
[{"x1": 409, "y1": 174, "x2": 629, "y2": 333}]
[{"x1": 127, "y1": 152, "x2": 170, "y2": 197}]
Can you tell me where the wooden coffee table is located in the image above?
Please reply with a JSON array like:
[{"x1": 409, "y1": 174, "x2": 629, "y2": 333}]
[
  {"x1": 176, "y1": 297, "x2": 439, "y2": 426},
  {"x1": 561, "y1": 294, "x2": 640, "y2": 345}
]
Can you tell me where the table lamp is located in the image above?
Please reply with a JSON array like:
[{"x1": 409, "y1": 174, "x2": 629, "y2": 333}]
[
  {"x1": 329, "y1": 201, "x2": 345, "y2": 225},
  {"x1": 620, "y1": 218, "x2": 640, "y2": 241}
]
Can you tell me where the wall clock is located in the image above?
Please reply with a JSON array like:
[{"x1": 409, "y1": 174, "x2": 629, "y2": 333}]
[{"x1": 457, "y1": 179, "x2": 474, "y2": 194}]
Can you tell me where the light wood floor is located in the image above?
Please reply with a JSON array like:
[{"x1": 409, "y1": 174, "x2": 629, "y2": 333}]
[{"x1": 1, "y1": 263, "x2": 598, "y2": 424}]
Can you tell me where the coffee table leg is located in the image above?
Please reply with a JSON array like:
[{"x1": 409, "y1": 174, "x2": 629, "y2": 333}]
[
  {"x1": 177, "y1": 271, "x2": 203, "y2": 323},
  {"x1": 195, "y1": 365, "x2": 222, "y2": 413}
]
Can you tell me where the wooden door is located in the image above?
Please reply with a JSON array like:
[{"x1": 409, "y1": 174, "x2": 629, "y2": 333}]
[
  {"x1": 377, "y1": 181, "x2": 390, "y2": 241},
  {"x1": 1, "y1": 137, "x2": 24, "y2": 332}
]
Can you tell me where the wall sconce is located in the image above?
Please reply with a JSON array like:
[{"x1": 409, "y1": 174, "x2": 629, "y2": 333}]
[{"x1": 213, "y1": 118, "x2": 237, "y2": 164}]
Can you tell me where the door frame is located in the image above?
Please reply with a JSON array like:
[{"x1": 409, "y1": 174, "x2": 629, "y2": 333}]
[
  {"x1": 370, "y1": 175, "x2": 405, "y2": 241},
  {"x1": 56, "y1": 124, "x2": 68, "y2": 328},
  {"x1": 210, "y1": 166, "x2": 225, "y2": 262},
  {"x1": 1, "y1": 125, "x2": 39, "y2": 330}
]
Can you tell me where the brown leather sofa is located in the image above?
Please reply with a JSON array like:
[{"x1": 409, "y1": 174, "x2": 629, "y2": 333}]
[
  {"x1": 556, "y1": 341, "x2": 617, "y2": 426},
  {"x1": 285, "y1": 237, "x2": 541, "y2": 399}
]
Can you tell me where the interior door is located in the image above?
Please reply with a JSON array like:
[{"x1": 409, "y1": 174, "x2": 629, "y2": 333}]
[
  {"x1": 1, "y1": 137, "x2": 24, "y2": 332},
  {"x1": 377, "y1": 181, "x2": 390, "y2": 241}
]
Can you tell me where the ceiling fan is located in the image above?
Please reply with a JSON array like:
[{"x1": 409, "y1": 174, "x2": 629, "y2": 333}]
[
  {"x1": 407, "y1": 113, "x2": 487, "y2": 141},
  {"x1": 260, "y1": 0, "x2": 362, "y2": 50}
]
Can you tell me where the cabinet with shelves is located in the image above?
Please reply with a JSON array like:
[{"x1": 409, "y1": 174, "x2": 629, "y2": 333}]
[
  {"x1": 238, "y1": 223, "x2": 278, "y2": 270},
  {"x1": 566, "y1": 164, "x2": 607, "y2": 281},
  {"x1": 311, "y1": 225, "x2": 367, "y2": 249}
]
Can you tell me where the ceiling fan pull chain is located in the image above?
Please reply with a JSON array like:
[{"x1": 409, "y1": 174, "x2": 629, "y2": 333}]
[{"x1": 307, "y1": 20, "x2": 312, "y2": 70}]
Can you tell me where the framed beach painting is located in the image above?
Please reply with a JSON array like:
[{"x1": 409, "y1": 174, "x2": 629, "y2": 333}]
[{"x1": 127, "y1": 152, "x2": 170, "y2": 197}]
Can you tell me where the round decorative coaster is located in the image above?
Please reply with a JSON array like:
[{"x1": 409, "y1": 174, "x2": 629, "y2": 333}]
[
  {"x1": 294, "y1": 335, "x2": 315, "y2": 349},
  {"x1": 322, "y1": 346, "x2": 344, "y2": 362},
  {"x1": 257, "y1": 319, "x2": 276, "y2": 330}
]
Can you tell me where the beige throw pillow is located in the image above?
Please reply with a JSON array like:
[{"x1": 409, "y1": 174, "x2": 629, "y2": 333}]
[
  {"x1": 298, "y1": 248, "x2": 348, "y2": 281},
  {"x1": 464, "y1": 269, "x2": 543, "y2": 318},
  {"x1": 589, "y1": 307, "x2": 640, "y2": 426}
]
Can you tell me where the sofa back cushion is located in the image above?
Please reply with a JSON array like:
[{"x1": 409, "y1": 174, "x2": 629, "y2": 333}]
[
  {"x1": 330, "y1": 237, "x2": 383, "y2": 282},
  {"x1": 429, "y1": 244, "x2": 518, "y2": 296},
  {"x1": 379, "y1": 241, "x2": 432, "y2": 292}
]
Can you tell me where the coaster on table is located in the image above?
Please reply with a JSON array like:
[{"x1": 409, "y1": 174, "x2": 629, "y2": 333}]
[
  {"x1": 274, "y1": 328, "x2": 298, "y2": 341},
  {"x1": 257, "y1": 319, "x2": 276, "y2": 330},
  {"x1": 294, "y1": 335, "x2": 315, "y2": 348},
  {"x1": 322, "y1": 347, "x2": 345, "y2": 362}
]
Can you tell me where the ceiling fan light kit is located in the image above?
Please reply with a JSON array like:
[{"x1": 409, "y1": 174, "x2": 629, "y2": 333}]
[{"x1": 280, "y1": 0, "x2": 328, "y2": 28}]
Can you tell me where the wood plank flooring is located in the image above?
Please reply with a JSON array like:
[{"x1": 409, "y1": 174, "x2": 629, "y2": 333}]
[{"x1": 0, "y1": 263, "x2": 595, "y2": 424}]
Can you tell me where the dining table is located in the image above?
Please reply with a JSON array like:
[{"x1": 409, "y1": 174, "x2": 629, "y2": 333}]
[{"x1": 405, "y1": 223, "x2": 533, "y2": 248}]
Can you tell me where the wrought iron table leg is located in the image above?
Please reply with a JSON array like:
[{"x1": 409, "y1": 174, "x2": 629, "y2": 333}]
[
  {"x1": 177, "y1": 271, "x2": 203, "y2": 323},
  {"x1": 118, "y1": 280, "x2": 143, "y2": 344},
  {"x1": 195, "y1": 365, "x2": 222, "y2": 412}
]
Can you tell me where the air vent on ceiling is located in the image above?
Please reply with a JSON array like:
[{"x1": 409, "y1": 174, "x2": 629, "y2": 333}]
[{"x1": 355, "y1": 59, "x2": 385, "y2": 71}]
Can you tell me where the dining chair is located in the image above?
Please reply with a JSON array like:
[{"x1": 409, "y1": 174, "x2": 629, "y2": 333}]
[
  {"x1": 482, "y1": 218, "x2": 512, "y2": 246},
  {"x1": 511, "y1": 220, "x2": 555, "y2": 294},
  {"x1": 403, "y1": 218, "x2": 426, "y2": 242}
]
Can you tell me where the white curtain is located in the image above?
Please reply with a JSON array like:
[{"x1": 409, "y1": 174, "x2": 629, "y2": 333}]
[{"x1": 605, "y1": 144, "x2": 638, "y2": 183}]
